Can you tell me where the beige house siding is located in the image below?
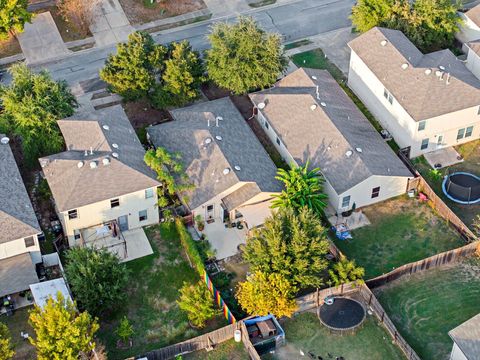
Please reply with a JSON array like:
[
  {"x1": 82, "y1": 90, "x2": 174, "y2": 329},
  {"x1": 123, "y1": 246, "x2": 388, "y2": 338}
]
[
  {"x1": 0, "y1": 235, "x2": 41, "y2": 264},
  {"x1": 466, "y1": 47, "x2": 480, "y2": 80},
  {"x1": 456, "y1": 12, "x2": 480, "y2": 47},
  {"x1": 60, "y1": 187, "x2": 159, "y2": 247}
]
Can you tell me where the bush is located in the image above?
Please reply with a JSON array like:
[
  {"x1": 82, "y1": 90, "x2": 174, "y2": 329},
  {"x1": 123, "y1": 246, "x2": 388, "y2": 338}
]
[
  {"x1": 175, "y1": 218, "x2": 205, "y2": 275},
  {"x1": 116, "y1": 316, "x2": 134, "y2": 344},
  {"x1": 177, "y1": 281, "x2": 216, "y2": 328},
  {"x1": 0, "y1": 323, "x2": 15, "y2": 360}
]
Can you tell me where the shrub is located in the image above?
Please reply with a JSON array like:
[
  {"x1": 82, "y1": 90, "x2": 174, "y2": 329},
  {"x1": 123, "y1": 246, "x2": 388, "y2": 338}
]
[{"x1": 177, "y1": 281, "x2": 216, "y2": 328}]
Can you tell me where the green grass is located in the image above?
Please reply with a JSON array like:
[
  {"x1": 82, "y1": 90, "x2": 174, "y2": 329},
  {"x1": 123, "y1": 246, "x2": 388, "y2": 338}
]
[
  {"x1": 334, "y1": 197, "x2": 465, "y2": 279},
  {"x1": 0, "y1": 307, "x2": 36, "y2": 360},
  {"x1": 184, "y1": 339, "x2": 248, "y2": 359},
  {"x1": 266, "y1": 312, "x2": 404, "y2": 360},
  {"x1": 97, "y1": 223, "x2": 228, "y2": 359},
  {"x1": 374, "y1": 257, "x2": 480, "y2": 360},
  {"x1": 248, "y1": 0, "x2": 276, "y2": 7}
]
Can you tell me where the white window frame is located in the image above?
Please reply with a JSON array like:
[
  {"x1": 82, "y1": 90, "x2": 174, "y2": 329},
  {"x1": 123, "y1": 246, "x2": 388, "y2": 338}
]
[
  {"x1": 341, "y1": 195, "x2": 350, "y2": 208},
  {"x1": 145, "y1": 188, "x2": 154, "y2": 199},
  {"x1": 418, "y1": 120, "x2": 426, "y2": 132},
  {"x1": 68, "y1": 209, "x2": 78, "y2": 220},
  {"x1": 139, "y1": 210, "x2": 148, "y2": 222},
  {"x1": 420, "y1": 138, "x2": 429, "y2": 150}
]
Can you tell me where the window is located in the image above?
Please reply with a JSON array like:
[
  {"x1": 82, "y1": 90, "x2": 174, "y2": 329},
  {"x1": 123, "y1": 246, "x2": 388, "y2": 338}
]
[
  {"x1": 466, "y1": 126, "x2": 474, "y2": 138},
  {"x1": 371, "y1": 187, "x2": 381, "y2": 198},
  {"x1": 145, "y1": 188, "x2": 154, "y2": 199},
  {"x1": 457, "y1": 128, "x2": 466, "y2": 140},
  {"x1": 264, "y1": 120, "x2": 269, "y2": 129},
  {"x1": 139, "y1": 210, "x2": 148, "y2": 222},
  {"x1": 110, "y1": 198, "x2": 120, "y2": 208},
  {"x1": 383, "y1": 88, "x2": 393, "y2": 104},
  {"x1": 383, "y1": 88, "x2": 388, "y2": 99},
  {"x1": 342, "y1": 195, "x2": 350, "y2": 208},
  {"x1": 206, "y1": 204, "x2": 214, "y2": 211},
  {"x1": 24, "y1": 236, "x2": 35, "y2": 247},
  {"x1": 74, "y1": 230, "x2": 81, "y2": 240},
  {"x1": 68, "y1": 209, "x2": 78, "y2": 219},
  {"x1": 477, "y1": 106, "x2": 480, "y2": 115},
  {"x1": 420, "y1": 138, "x2": 429, "y2": 150},
  {"x1": 276, "y1": 137, "x2": 281, "y2": 146},
  {"x1": 418, "y1": 120, "x2": 426, "y2": 131}
]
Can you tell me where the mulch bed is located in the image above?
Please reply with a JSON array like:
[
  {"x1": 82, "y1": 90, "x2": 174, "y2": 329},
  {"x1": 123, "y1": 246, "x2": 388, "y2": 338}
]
[{"x1": 122, "y1": 100, "x2": 173, "y2": 129}]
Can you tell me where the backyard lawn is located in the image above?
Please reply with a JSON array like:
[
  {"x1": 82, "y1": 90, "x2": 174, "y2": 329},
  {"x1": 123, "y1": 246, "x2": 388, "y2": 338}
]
[
  {"x1": 414, "y1": 139, "x2": 480, "y2": 231},
  {"x1": 97, "y1": 223, "x2": 228, "y2": 359},
  {"x1": 184, "y1": 339, "x2": 248, "y2": 359},
  {"x1": 374, "y1": 257, "x2": 480, "y2": 360},
  {"x1": 0, "y1": 307, "x2": 36, "y2": 360},
  {"x1": 264, "y1": 312, "x2": 405, "y2": 360},
  {"x1": 334, "y1": 197, "x2": 465, "y2": 279}
]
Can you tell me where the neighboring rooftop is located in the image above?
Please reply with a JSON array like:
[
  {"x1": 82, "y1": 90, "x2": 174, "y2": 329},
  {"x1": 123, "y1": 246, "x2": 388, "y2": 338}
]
[
  {"x1": 30, "y1": 278, "x2": 72, "y2": 309},
  {"x1": 147, "y1": 97, "x2": 282, "y2": 210},
  {"x1": 466, "y1": 4, "x2": 480, "y2": 28},
  {"x1": 40, "y1": 106, "x2": 159, "y2": 212},
  {"x1": 348, "y1": 27, "x2": 480, "y2": 120},
  {"x1": 0, "y1": 135, "x2": 41, "y2": 244},
  {"x1": 249, "y1": 68, "x2": 412, "y2": 194},
  {"x1": 449, "y1": 313, "x2": 480, "y2": 360},
  {"x1": 0, "y1": 253, "x2": 39, "y2": 297},
  {"x1": 467, "y1": 39, "x2": 480, "y2": 56}
]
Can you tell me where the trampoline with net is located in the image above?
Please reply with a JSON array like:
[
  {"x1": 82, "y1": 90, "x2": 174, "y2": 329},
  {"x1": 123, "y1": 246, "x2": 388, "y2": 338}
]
[
  {"x1": 442, "y1": 172, "x2": 480, "y2": 205},
  {"x1": 319, "y1": 297, "x2": 366, "y2": 334}
]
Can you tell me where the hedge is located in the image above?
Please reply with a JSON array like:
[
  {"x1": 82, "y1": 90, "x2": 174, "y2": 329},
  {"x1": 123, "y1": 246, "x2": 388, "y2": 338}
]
[{"x1": 175, "y1": 218, "x2": 206, "y2": 275}]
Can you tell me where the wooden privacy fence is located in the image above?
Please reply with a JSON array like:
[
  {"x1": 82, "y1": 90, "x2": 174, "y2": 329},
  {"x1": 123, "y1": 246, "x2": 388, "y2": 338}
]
[
  {"x1": 203, "y1": 271, "x2": 237, "y2": 324},
  {"x1": 295, "y1": 282, "x2": 359, "y2": 313},
  {"x1": 240, "y1": 321, "x2": 261, "y2": 360}
]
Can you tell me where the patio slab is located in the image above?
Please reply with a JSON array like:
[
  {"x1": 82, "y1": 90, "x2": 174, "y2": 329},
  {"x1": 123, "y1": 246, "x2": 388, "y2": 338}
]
[
  {"x1": 328, "y1": 210, "x2": 371, "y2": 230},
  {"x1": 424, "y1": 147, "x2": 464, "y2": 169},
  {"x1": 121, "y1": 227, "x2": 153, "y2": 262},
  {"x1": 202, "y1": 219, "x2": 247, "y2": 260}
]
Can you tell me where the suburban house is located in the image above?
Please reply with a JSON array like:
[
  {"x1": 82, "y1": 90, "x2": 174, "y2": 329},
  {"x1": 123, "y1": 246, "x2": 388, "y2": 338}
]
[
  {"x1": 456, "y1": 5, "x2": 480, "y2": 47},
  {"x1": 348, "y1": 27, "x2": 480, "y2": 158},
  {"x1": 39, "y1": 105, "x2": 159, "y2": 262},
  {"x1": 0, "y1": 135, "x2": 42, "y2": 300},
  {"x1": 448, "y1": 313, "x2": 480, "y2": 360},
  {"x1": 147, "y1": 97, "x2": 282, "y2": 259},
  {"x1": 249, "y1": 68, "x2": 412, "y2": 213}
]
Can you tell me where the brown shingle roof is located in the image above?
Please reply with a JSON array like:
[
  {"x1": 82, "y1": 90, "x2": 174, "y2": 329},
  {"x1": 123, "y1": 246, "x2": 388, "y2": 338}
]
[
  {"x1": 0, "y1": 253, "x2": 39, "y2": 297},
  {"x1": 348, "y1": 27, "x2": 480, "y2": 121},
  {"x1": 466, "y1": 5, "x2": 480, "y2": 27}
]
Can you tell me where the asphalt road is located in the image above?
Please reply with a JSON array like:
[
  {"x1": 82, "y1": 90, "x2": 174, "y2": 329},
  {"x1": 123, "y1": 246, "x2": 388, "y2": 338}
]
[{"x1": 21, "y1": 0, "x2": 354, "y2": 88}]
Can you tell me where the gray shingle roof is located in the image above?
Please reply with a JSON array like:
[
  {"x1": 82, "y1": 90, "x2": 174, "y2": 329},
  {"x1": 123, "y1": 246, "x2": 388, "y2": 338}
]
[
  {"x1": 449, "y1": 313, "x2": 480, "y2": 360},
  {"x1": 249, "y1": 68, "x2": 412, "y2": 194},
  {"x1": 222, "y1": 183, "x2": 261, "y2": 212},
  {"x1": 0, "y1": 135, "x2": 41, "y2": 244},
  {"x1": 147, "y1": 98, "x2": 282, "y2": 210},
  {"x1": 348, "y1": 27, "x2": 480, "y2": 121},
  {"x1": 0, "y1": 253, "x2": 39, "y2": 297},
  {"x1": 40, "y1": 106, "x2": 160, "y2": 212}
]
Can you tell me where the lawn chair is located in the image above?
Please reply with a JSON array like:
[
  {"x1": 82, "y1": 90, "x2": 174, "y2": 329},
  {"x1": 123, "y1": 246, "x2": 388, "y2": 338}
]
[{"x1": 332, "y1": 223, "x2": 352, "y2": 241}]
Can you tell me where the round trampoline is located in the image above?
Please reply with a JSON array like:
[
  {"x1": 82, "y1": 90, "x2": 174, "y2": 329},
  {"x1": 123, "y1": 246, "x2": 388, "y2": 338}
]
[
  {"x1": 319, "y1": 297, "x2": 366, "y2": 334},
  {"x1": 442, "y1": 172, "x2": 480, "y2": 205}
]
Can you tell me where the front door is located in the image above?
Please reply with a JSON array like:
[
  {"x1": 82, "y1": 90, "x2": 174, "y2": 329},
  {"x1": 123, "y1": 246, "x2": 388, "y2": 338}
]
[
  {"x1": 436, "y1": 135, "x2": 444, "y2": 149},
  {"x1": 206, "y1": 204, "x2": 214, "y2": 220},
  {"x1": 118, "y1": 215, "x2": 129, "y2": 232}
]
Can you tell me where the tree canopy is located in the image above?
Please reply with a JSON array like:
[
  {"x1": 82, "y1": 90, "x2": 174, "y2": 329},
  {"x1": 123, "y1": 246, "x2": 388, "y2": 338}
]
[
  {"x1": 0, "y1": 0, "x2": 32, "y2": 40},
  {"x1": 0, "y1": 323, "x2": 14, "y2": 360},
  {"x1": 29, "y1": 293, "x2": 99, "y2": 360},
  {"x1": 328, "y1": 256, "x2": 365, "y2": 287},
  {"x1": 206, "y1": 16, "x2": 287, "y2": 94},
  {"x1": 64, "y1": 247, "x2": 129, "y2": 316},
  {"x1": 272, "y1": 162, "x2": 328, "y2": 215},
  {"x1": 236, "y1": 271, "x2": 297, "y2": 318},
  {"x1": 177, "y1": 281, "x2": 216, "y2": 328},
  {"x1": 0, "y1": 64, "x2": 77, "y2": 166},
  {"x1": 243, "y1": 207, "x2": 330, "y2": 289}
]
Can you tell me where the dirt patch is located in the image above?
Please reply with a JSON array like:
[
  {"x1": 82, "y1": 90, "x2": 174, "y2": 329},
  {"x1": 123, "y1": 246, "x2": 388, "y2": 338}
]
[
  {"x1": 36, "y1": 7, "x2": 92, "y2": 42},
  {"x1": 0, "y1": 35, "x2": 21, "y2": 59},
  {"x1": 200, "y1": 81, "x2": 231, "y2": 100},
  {"x1": 119, "y1": 0, "x2": 206, "y2": 25},
  {"x1": 122, "y1": 100, "x2": 173, "y2": 130}
]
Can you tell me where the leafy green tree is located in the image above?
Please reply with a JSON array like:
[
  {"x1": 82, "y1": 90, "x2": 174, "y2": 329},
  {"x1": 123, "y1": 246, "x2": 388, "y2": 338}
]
[
  {"x1": 144, "y1": 147, "x2": 193, "y2": 207},
  {"x1": 473, "y1": 215, "x2": 480, "y2": 236},
  {"x1": 0, "y1": 0, "x2": 32, "y2": 40},
  {"x1": 206, "y1": 16, "x2": 287, "y2": 94},
  {"x1": 272, "y1": 162, "x2": 328, "y2": 215},
  {"x1": 0, "y1": 323, "x2": 14, "y2": 360},
  {"x1": 0, "y1": 64, "x2": 77, "y2": 166},
  {"x1": 29, "y1": 293, "x2": 99, "y2": 360},
  {"x1": 64, "y1": 247, "x2": 129, "y2": 316},
  {"x1": 116, "y1": 316, "x2": 134, "y2": 344},
  {"x1": 177, "y1": 281, "x2": 215, "y2": 328},
  {"x1": 244, "y1": 207, "x2": 330, "y2": 289},
  {"x1": 236, "y1": 271, "x2": 297, "y2": 318},
  {"x1": 328, "y1": 256, "x2": 365, "y2": 287},
  {"x1": 351, "y1": 0, "x2": 396, "y2": 33},
  {"x1": 100, "y1": 31, "x2": 167, "y2": 100}
]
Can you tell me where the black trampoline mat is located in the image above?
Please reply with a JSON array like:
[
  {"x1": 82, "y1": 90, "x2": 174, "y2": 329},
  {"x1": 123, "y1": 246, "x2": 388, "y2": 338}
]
[
  {"x1": 447, "y1": 173, "x2": 480, "y2": 201},
  {"x1": 319, "y1": 298, "x2": 365, "y2": 330}
]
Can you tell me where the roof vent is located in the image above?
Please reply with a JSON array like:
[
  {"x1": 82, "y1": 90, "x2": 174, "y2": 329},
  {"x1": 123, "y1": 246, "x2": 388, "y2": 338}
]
[
  {"x1": 102, "y1": 157, "x2": 110, "y2": 166},
  {"x1": 425, "y1": 69, "x2": 432, "y2": 75},
  {"x1": 320, "y1": 102, "x2": 326, "y2": 107},
  {"x1": 311, "y1": 75, "x2": 318, "y2": 80},
  {"x1": 205, "y1": 138, "x2": 212, "y2": 145},
  {"x1": 356, "y1": 147, "x2": 363, "y2": 153},
  {"x1": 258, "y1": 102, "x2": 266, "y2": 110},
  {"x1": 401, "y1": 63, "x2": 409, "y2": 70},
  {"x1": 112, "y1": 143, "x2": 119, "y2": 149},
  {"x1": 234, "y1": 165, "x2": 241, "y2": 171},
  {"x1": 0, "y1": 136, "x2": 9, "y2": 145},
  {"x1": 435, "y1": 70, "x2": 443, "y2": 77},
  {"x1": 112, "y1": 152, "x2": 119, "y2": 158},
  {"x1": 90, "y1": 161, "x2": 98, "y2": 169},
  {"x1": 223, "y1": 168, "x2": 231, "y2": 175},
  {"x1": 40, "y1": 159, "x2": 49, "y2": 168},
  {"x1": 77, "y1": 161, "x2": 84, "y2": 168},
  {"x1": 215, "y1": 135, "x2": 222, "y2": 141},
  {"x1": 380, "y1": 40, "x2": 388, "y2": 46},
  {"x1": 216, "y1": 116, "x2": 223, "y2": 122},
  {"x1": 345, "y1": 150, "x2": 353, "y2": 157},
  {"x1": 310, "y1": 104, "x2": 317, "y2": 111},
  {"x1": 439, "y1": 65, "x2": 446, "y2": 70},
  {"x1": 102, "y1": 125, "x2": 110, "y2": 130}
]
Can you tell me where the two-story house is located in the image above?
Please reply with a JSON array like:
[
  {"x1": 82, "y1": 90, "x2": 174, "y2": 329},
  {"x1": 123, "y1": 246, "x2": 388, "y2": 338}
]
[
  {"x1": 348, "y1": 27, "x2": 480, "y2": 158},
  {"x1": 39, "y1": 105, "x2": 160, "y2": 261},
  {"x1": 0, "y1": 135, "x2": 42, "y2": 299}
]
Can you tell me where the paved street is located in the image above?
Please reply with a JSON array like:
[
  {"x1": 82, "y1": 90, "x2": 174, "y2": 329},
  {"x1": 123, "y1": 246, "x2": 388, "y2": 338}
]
[{"x1": 18, "y1": 0, "x2": 354, "y2": 88}]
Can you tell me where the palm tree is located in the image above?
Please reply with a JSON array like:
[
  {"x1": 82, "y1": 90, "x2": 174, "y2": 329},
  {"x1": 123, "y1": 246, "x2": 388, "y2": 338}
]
[
  {"x1": 328, "y1": 256, "x2": 365, "y2": 287},
  {"x1": 272, "y1": 162, "x2": 328, "y2": 215}
]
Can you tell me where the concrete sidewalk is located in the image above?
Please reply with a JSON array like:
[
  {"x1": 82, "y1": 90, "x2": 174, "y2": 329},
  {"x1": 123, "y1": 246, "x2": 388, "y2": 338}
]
[{"x1": 90, "y1": 0, "x2": 134, "y2": 47}]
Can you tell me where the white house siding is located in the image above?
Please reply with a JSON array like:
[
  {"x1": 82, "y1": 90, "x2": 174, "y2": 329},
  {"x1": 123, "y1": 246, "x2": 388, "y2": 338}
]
[
  {"x1": 450, "y1": 343, "x2": 469, "y2": 360},
  {"x1": 0, "y1": 235, "x2": 41, "y2": 264},
  {"x1": 466, "y1": 48, "x2": 480, "y2": 80},
  {"x1": 60, "y1": 187, "x2": 159, "y2": 246},
  {"x1": 456, "y1": 13, "x2": 480, "y2": 48},
  {"x1": 348, "y1": 50, "x2": 480, "y2": 158},
  {"x1": 337, "y1": 175, "x2": 410, "y2": 212}
]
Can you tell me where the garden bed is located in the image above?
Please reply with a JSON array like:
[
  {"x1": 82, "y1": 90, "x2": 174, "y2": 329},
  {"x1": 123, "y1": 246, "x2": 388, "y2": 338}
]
[
  {"x1": 333, "y1": 196, "x2": 465, "y2": 279},
  {"x1": 0, "y1": 307, "x2": 36, "y2": 360},
  {"x1": 374, "y1": 257, "x2": 480, "y2": 360},
  {"x1": 183, "y1": 339, "x2": 248, "y2": 359},
  {"x1": 0, "y1": 35, "x2": 22, "y2": 59},
  {"x1": 36, "y1": 7, "x2": 92, "y2": 43}
]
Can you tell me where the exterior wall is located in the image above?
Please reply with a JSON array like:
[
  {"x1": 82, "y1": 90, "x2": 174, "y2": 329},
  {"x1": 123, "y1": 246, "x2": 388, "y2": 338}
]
[
  {"x1": 466, "y1": 47, "x2": 480, "y2": 80},
  {"x1": 456, "y1": 12, "x2": 480, "y2": 46},
  {"x1": 60, "y1": 187, "x2": 159, "y2": 247},
  {"x1": 348, "y1": 50, "x2": 480, "y2": 158},
  {"x1": 450, "y1": 343, "x2": 468, "y2": 360},
  {"x1": 0, "y1": 235, "x2": 41, "y2": 264},
  {"x1": 337, "y1": 175, "x2": 410, "y2": 212}
]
